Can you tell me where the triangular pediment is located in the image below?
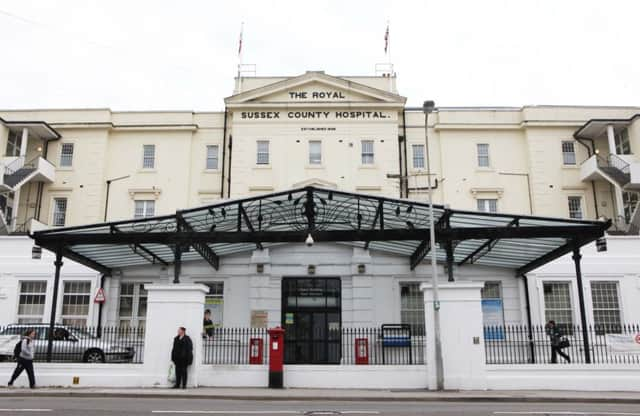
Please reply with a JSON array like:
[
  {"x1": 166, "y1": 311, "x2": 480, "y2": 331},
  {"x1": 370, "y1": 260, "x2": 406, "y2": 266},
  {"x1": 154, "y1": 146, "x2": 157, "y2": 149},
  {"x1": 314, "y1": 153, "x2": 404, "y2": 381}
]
[
  {"x1": 225, "y1": 71, "x2": 406, "y2": 107},
  {"x1": 292, "y1": 178, "x2": 338, "y2": 189}
]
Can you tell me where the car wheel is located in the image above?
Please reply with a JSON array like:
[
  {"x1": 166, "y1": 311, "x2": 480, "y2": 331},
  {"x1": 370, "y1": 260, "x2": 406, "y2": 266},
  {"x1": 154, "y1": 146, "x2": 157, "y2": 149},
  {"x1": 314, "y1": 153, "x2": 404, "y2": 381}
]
[{"x1": 83, "y1": 349, "x2": 105, "y2": 363}]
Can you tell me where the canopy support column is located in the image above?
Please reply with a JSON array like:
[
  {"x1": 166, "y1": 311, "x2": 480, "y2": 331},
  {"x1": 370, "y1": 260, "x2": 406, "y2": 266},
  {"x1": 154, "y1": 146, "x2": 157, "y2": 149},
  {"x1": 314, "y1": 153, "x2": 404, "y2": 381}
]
[
  {"x1": 445, "y1": 242, "x2": 454, "y2": 282},
  {"x1": 173, "y1": 245, "x2": 182, "y2": 284},
  {"x1": 573, "y1": 244, "x2": 591, "y2": 363},
  {"x1": 96, "y1": 273, "x2": 108, "y2": 338},
  {"x1": 47, "y1": 252, "x2": 63, "y2": 363},
  {"x1": 521, "y1": 274, "x2": 535, "y2": 363}
]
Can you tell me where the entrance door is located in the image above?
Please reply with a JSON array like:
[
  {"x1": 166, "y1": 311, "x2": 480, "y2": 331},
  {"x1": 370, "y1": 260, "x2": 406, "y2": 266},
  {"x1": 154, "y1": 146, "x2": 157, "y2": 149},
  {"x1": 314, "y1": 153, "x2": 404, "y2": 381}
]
[{"x1": 282, "y1": 278, "x2": 341, "y2": 364}]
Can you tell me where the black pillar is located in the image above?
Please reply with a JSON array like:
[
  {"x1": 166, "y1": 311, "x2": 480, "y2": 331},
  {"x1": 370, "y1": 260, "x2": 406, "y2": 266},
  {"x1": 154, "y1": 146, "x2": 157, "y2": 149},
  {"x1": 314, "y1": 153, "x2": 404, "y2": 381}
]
[
  {"x1": 47, "y1": 252, "x2": 63, "y2": 362},
  {"x1": 96, "y1": 273, "x2": 108, "y2": 338},
  {"x1": 173, "y1": 245, "x2": 182, "y2": 284},
  {"x1": 445, "y1": 242, "x2": 454, "y2": 282},
  {"x1": 573, "y1": 245, "x2": 591, "y2": 364},
  {"x1": 521, "y1": 274, "x2": 535, "y2": 363}
]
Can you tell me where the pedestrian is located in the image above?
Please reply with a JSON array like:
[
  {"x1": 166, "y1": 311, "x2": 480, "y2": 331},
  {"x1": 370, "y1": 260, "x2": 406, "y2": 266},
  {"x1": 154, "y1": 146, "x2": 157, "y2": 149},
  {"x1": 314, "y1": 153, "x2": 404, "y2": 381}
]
[
  {"x1": 203, "y1": 309, "x2": 215, "y2": 339},
  {"x1": 171, "y1": 327, "x2": 193, "y2": 389},
  {"x1": 545, "y1": 320, "x2": 570, "y2": 363},
  {"x1": 8, "y1": 329, "x2": 37, "y2": 388}
]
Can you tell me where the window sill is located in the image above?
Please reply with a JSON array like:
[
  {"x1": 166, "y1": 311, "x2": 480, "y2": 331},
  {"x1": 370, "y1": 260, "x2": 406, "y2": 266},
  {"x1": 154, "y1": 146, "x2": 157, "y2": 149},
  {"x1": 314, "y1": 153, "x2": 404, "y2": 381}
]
[
  {"x1": 203, "y1": 169, "x2": 220, "y2": 174},
  {"x1": 138, "y1": 169, "x2": 157, "y2": 173},
  {"x1": 56, "y1": 167, "x2": 74, "y2": 172},
  {"x1": 475, "y1": 167, "x2": 495, "y2": 173},
  {"x1": 305, "y1": 164, "x2": 325, "y2": 169},
  {"x1": 359, "y1": 164, "x2": 378, "y2": 170},
  {"x1": 254, "y1": 165, "x2": 272, "y2": 170},
  {"x1": 562, "y1": 165, "x2": 579, "y2": 170}
]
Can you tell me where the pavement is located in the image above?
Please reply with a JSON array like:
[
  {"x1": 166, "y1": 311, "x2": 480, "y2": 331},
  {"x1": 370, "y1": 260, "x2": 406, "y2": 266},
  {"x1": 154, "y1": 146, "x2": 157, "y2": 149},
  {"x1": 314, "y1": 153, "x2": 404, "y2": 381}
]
[{"x1": 1, "y1": 387, "x2": 639, "y2": 403}]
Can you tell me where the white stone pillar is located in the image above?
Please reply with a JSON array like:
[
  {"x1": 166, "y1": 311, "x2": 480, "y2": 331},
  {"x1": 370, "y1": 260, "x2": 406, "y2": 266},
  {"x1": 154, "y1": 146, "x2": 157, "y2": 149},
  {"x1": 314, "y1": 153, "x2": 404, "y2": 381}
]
[
  {"x1": 143, "y1": 284, "x2": 208, "y2": 387},
  {"x1": 19, "y1": 128, "x2": 28, "y2": 158},
  {"x1": 607, "y1": 124, "x2": 617, "y2": 155},
  {"x1": 606, "y1": 125, "x2": 626, "y2": 223},
  {"x1": 421, "y1": 282, "x2": 487, "y2": 390}
]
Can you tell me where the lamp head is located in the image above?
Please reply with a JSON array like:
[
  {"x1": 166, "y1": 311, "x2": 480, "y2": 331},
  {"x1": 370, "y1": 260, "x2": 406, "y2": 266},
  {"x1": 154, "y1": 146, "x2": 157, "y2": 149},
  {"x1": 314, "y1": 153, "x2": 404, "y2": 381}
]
[
  {"x1": 423, "y1": 100, "x2": 435, "y2": 113},
  {"x1": 305, "y1": 233, "x2": 314, "y2": 247}
]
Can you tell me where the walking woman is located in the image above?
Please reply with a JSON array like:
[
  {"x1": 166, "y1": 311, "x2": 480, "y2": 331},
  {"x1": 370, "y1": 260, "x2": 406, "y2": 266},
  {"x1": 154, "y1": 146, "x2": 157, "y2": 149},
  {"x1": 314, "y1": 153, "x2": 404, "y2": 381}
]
[
  {"x1": 545, "y1": 320, "x2": 571, "y2": 363},
  {"x1": 171, "y1": 327, "x2": 193, "y2": 389},
  {"x1": 8, "y1": 329, "x2": 37, "y2": 388}
]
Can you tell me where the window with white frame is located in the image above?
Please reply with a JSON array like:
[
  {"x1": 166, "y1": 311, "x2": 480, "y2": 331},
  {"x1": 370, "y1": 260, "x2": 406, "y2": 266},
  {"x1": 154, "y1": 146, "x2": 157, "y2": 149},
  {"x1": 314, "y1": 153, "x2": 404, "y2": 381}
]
[
  {"x1": 543, "y1": 282, "x2": 573, "y2": 329},
  {"x1": 257, "y1": 140, "x2": 269, "y2": 165},
  {"x1": 412, "y1": 144, "x2": 425, "y2": 169},
  {"x1": 477, "y1": 198, "x2": 498, "y2": 213},
  {"x1": 477, "y1": 143, "x2": 490, "y2": 167},
  {"x1": 562, "y1": 141, "x2": 576, "y2": 165},
  {"x1": 134, "y1": 200, "x2": 155, "y2": 219},
  {"x1": 197, "y1": 282, "x2": 224, "y2": 327},
  {"x1": 52, "y1": 197, "x2": 68, "y2": 227},
  {"x1": 6, "y1": 130, "x2": 22, "y2": 157},
  {"x1": 361, "y1": 140, "x2": 374, "y2": 165},
  {"x1": 206, "y1": 145, "x2": 219, "y2": 170},
  {"x1": 17, "y1": 281, "x2": 47, "y2": 323},
  {"x1": 615, "y1": 128, "x2": 631, "y2": 155},
  {"x1": 400, "y1": 282, "x2": 425, "y2": 336},
  {"x1": 591, "y1": 281, "x2": 622, "y2": 333},
  {"x1": 60, "y1": 143, "x2": 74, "y2": 167},
  {"x1": 568, "y1": 196, "x2": 583, "y2": 219},
  {"x1": 61, "y1": 281, "x2": 91, "y2": 327},
  {"x1": 118, "y1": 283, "x2": 149, "y2": 329},
  {"x1": 309, "y1": 141, "x2": 322, "y2": 165},
  {"x1": 142, "y1": 144, "x2": 155, "y2": 169}
]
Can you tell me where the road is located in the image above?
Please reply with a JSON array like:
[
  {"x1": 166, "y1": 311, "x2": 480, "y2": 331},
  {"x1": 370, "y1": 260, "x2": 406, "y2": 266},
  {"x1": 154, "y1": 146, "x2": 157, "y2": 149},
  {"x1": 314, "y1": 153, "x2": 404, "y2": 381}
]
[{"x1": 1, "y1": 398, "x2": 640, "y2": 416}]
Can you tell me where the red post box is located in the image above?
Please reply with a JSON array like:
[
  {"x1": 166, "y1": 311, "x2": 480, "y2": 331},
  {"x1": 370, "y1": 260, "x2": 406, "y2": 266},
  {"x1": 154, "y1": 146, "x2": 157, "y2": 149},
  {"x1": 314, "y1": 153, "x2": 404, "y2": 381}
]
[
  {"x1": 355, "y1": 338, "x2": 369, "y2": 365},
  {"x1": 267, "y1": 326, "x2": 285, "y2": 388},
  {"x1": 249, "y1": 338, "x2": 263, "y2": 365}
]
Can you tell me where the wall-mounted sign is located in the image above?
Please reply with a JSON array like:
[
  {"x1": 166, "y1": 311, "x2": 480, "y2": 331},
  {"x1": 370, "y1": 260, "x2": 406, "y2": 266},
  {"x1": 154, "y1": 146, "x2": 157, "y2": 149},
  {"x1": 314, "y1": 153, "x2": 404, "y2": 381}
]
[
  {"x1": 240, "y1": 111, "x2": 391, "y2": 120},
  {"x1": 288, "y1": 91, "x2": 346, "y2": 100},
  {"x1": 251, "y1": 310, "x2": 268, "y2": 328},
  {"x1": 285, "y1": 313, "x2": 294, "y2": 325}
]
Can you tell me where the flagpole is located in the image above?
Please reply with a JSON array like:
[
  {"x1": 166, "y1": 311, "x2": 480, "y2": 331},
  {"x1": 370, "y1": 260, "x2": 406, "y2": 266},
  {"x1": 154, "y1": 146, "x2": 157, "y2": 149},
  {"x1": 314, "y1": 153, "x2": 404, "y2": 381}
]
[{"x1": 237, "y1": 22, "x2": 244, "y2": 92}]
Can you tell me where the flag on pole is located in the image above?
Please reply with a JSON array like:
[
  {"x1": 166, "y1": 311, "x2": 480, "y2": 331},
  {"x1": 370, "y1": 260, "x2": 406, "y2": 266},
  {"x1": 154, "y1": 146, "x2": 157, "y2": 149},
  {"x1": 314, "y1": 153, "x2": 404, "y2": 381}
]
[
  {"x1": 384, "y1": 23, "x2": 389, "y2": 54},
  {"x1": 238, "y1": 22, "x2": 244, "y2": 56}
]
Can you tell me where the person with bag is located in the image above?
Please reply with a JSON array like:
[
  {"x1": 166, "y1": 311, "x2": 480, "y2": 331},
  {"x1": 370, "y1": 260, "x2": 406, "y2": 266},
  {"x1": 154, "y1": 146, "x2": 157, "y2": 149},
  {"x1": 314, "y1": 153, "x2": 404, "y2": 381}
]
[
  {"x1": 170, "y1": 327, "x2": 193, "y2": 389},
  {"x1": 8, "y1": 329, "x2": 37, "y2": 388},
  {"x1": 545, "y1": 320, "x2": 571, "y2": 363}
]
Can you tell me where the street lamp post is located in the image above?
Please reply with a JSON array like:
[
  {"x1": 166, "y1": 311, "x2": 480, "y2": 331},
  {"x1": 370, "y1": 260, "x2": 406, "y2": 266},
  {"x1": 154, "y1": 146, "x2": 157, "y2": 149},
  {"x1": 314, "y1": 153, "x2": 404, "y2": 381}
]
[
  {"x1": 423, "y1": 100, "x2": 444, "y2": 390},
  {"x1": 103, "y1": 175, "x2": 130, "y2": 222}
]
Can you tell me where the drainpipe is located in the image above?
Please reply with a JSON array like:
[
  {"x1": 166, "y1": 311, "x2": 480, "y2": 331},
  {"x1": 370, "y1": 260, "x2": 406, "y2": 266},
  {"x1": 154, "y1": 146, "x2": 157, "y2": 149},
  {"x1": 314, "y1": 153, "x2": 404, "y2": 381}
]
[
  {"x1": 402, "y1": 110, "x2": 409, "y2": 198},
  {"x1": 220, "y1": 108, "x2": 228, "y2": 199},
  {"x1": 227, "y1": 135, "x2": 233, "y2": 198},
  {"x1": 521, "y1": 274, "x2": 535, "y2": 363}
]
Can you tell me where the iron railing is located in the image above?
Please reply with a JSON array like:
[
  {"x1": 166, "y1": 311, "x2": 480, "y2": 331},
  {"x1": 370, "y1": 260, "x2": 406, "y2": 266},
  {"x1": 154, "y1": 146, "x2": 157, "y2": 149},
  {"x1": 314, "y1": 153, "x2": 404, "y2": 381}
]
[
  {"x1": 202, "y1": 327, "x2": 425, "y2": 365},
  {"x1": 203, "y1": 327, "x2": 269, "y2": 365},
  {"x1": 484, "y1": 324, "x2": 640, "y2": 365},
  {"x1": 0, "y1": 325, "x2": 144, "y2": 364}
]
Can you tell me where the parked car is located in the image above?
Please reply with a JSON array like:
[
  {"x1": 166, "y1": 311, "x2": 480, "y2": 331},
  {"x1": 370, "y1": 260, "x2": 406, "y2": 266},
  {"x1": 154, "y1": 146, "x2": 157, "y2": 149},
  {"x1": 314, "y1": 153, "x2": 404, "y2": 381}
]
[{"x1": 0, "y1": 324, "x2": 135, "y2": 363}]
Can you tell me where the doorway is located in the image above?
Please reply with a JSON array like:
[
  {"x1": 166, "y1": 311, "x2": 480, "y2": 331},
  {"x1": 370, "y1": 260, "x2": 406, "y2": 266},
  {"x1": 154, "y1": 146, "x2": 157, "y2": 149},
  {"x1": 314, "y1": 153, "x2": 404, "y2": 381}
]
[{"x1": 282, "y1": 277, "x2": 341, "y2": 364}]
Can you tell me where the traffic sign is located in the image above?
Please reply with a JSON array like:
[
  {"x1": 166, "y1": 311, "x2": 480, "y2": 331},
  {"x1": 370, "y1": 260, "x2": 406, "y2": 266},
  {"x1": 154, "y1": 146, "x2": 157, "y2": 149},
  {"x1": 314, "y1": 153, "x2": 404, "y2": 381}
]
[{"x1": 94, "y1": 287, "x2": 106, "y2": 304}]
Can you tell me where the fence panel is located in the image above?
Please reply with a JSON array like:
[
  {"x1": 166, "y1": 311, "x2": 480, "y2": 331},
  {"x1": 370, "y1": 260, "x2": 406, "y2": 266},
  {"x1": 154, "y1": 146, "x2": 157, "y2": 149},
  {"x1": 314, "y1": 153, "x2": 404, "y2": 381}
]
[
  {"x1": 0, "y1": 325, "x2": 144, "y2": 364},
  {"x1": 484, "y1": 324, "x2": 640, "y2": 365},
  {"x1": 203, "y1": 327, "x2": 425, "y2": 365}
]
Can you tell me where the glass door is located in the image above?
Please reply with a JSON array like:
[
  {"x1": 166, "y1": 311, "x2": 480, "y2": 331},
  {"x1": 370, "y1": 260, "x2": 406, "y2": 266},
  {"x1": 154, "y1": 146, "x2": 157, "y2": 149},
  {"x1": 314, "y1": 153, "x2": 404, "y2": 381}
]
[{"x1": 282, "y1": 277, "x2": 341, "y2": 364}]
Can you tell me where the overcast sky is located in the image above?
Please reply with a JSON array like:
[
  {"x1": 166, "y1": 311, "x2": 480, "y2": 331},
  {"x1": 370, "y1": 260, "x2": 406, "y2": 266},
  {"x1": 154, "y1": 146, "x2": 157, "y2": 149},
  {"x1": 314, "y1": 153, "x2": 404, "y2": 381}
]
[{"x1": 0, "y1": 0, "x2": 638, "y2": 111}]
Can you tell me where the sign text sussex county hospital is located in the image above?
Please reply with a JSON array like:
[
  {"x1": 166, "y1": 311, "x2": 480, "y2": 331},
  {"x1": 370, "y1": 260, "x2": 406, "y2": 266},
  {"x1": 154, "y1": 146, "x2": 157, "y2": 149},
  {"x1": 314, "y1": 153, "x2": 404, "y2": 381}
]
[{"x1": 241, "y1": 111, "x2": 390, "y2": 120}]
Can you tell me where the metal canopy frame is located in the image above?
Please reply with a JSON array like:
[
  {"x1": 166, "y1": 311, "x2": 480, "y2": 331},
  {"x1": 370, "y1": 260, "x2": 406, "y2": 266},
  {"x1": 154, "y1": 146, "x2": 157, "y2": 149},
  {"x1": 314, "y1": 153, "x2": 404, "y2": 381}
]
[{"x1": 32, "y1": 186, "x2": 609, "y2": 276}]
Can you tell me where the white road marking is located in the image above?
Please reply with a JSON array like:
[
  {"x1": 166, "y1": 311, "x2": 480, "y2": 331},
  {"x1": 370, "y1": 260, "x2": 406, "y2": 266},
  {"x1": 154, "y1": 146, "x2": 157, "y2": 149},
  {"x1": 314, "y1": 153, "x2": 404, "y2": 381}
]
[
  {"x1": 494, "y1": 412, "x2": 640, "y2": 416},
  {"x1": 152, "y1": 412, "x2": 300, "y2": 415},
  {"x1": 152, "y1": 411, "x2": 380, "y2": 415},
  {"x1": 0, "y1": 410, "x2": 52, "y2": 413}
]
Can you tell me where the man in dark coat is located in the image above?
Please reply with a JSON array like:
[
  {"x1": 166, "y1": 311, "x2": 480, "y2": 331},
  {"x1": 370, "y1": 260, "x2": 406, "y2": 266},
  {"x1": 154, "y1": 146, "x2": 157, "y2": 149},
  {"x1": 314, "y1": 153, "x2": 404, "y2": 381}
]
[{"x1": 171, "y1": 327, "x2": 193, "y2": 389}]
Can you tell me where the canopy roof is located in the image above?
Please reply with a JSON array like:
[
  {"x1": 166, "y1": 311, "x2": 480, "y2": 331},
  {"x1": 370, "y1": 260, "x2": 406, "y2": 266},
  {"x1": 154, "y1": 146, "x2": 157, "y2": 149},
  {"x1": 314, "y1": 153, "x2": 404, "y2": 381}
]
[{"x1": 32, "y1": 187, "x2": 609, "y2": 276}]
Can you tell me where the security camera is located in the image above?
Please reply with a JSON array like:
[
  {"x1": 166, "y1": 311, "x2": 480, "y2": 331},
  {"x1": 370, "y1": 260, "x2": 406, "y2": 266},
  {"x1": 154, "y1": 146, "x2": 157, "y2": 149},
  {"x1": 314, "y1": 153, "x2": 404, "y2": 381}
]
[{"x1": 305, "y1": 233, "x2": 314, "y2": 247}]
